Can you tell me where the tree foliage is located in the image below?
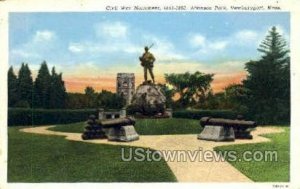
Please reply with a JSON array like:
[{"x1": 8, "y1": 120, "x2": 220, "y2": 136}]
[
  {"x1": 66, "y1": 89, "x2": 125, "y2": 109},
  {"x1": 8, "y1": 61, "x2": 124, "y2": 109},
  {"x1": 17, "y1": 63, "x2": 33, "y2": 107},
  {"x1": 243, "y1": 26, "x2": 290, "y2": 124},
  {"x1": 165, "y1": 71, "x2": 214, "y2": 108},
  {"x1": 8, "y1": 61, "x2": 67, "y2": 109},
  {"x1": 8, "y1": 66, "x2": 19, "y2": 107},
  {"x1": 49, "y1": 67, "x2": 67, "y2": 109},
  {"x1": 32, "y1": 62, "x2": 67, "y2": 109},
  {"x1": 97, "y1": 90, "x2": 125, "y2": 109},
  {"x1": 34, "y1": 61, "x2": 51, "y2": 108},
  {"x1": 84, "y1": 86, "x2": 97, "y2": 108},
  {"x1": 157, "y1": 83, "x2": 175, "y2": 108}
]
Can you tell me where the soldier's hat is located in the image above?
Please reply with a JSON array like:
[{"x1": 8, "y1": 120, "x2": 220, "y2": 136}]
[{"x1": 144, "y1": 46, "x2": 149, "y2": 51}]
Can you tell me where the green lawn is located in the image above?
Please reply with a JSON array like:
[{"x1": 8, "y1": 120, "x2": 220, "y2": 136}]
[
  {"x1": 8, "y1": 118, "x2": 290, "y2": 182},
  {"x1": 8, "y1": 127, "x2": 177, "y2": 182},
  {"x1": 49, "y1": 118, "x2": 202, "y2": 135},
  {"x1": 214, "y1": 127, "x2": 290, "y2": 182}
]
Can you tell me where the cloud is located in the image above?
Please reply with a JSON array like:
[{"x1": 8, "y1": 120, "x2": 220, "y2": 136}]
[
  {"x1": 234, "y1": 30, "x2": 259, "y2": 43},
  {"x1": 10, "y1": 49, "x2": 40, "y2": 59},
  {"x1": 68, "y1": 20, "x2": 186, "y2": 60},
  {"x1": 209, "y1": 41, "x2": 228, "y2": 50},
  {"x1": 188, "y1": 28, "x2": 285, "y2": 58},
  {"x1": 68, "y1": 43, "x2": 84, "y2": 53},
  {"x1": 33, "y1": 30, "x2": 56, "y2": 42},
  {"x1": 94, "y1": 21, "x2": 128, "y2": 39},
  {"x1": 67, "y1": 40, "x2": 140, "y2": 55},
  {"x1": 141, "y1": 34, "x2": 186, "y2": 61},
  {"x1": 189, "y1": 34, "x2": 206, "y2": 48},
  {"x1": 189, "y1": 33, "x2": 228, "y2": 54},
  {"x1": 68, "y1": 21, "x2": 140, "y2": 55},
  {"x1": 10, "y1": 30, "x2": 58, "y2": 63}
]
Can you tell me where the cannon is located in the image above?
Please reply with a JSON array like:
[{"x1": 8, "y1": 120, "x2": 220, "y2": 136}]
[
  {"x1": 81, "y1": 115, "x2": 139, "y2": 142},
  {"x1": 200, "y1": 117, "x2": 256, "y2": 128},
  {"x1": 97, "y1": 117, "x2": 136, "y2": 128},
  {"x1": 198, "y1": 117, "x2": 257, "y2": 141}
]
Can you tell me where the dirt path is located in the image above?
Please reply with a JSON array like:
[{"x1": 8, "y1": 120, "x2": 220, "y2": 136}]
[{"x1": 20, "y1": 126, "x2": 284, "y2": 182}]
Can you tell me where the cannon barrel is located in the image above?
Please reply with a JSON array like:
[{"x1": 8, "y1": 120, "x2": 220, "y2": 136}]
[
  {"x1": 97, "y1": 117, "x2": 136, "y2": 128},
  {"x1": 200, "y1": 117, "x2": 257, "y2": 128}
]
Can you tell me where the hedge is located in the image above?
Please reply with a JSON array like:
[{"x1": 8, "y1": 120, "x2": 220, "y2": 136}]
[
  {"x1": 173, "y1": 110, "x2": 238, "y2": 120},
  {"x1": 8, "y1": 108, "x2": 98, "y2": 126}
]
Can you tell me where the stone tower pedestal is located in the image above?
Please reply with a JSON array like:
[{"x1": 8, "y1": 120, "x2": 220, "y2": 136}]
[{"x1": 116, "y1": 73, "x2": 135, "y2": 105}]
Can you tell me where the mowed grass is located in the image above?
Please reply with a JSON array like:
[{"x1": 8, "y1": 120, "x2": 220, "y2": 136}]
[
  {"x1": 214, "y1": 127, "x2": 290, "y2": 182},
  {"x1": 8, "y1": 127, "x2": 177, "y2": 182},
  {"x1": 49, "y1": 118, "x2": 202, "y2": 135}
]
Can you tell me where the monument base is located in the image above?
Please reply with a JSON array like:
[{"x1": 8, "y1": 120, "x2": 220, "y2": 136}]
[
  {"x1": 129, "y1": 83, "x2": 167, "y2": 116},
  {"x1": 198, "y1": 125, "x2": 235, "y2": 142},
  {"x1": 104, "y1": 125, "x2": 139, "y2": 142},
  {"x1": 82, "y1": 115, "x2": 139, "y2": 142}
]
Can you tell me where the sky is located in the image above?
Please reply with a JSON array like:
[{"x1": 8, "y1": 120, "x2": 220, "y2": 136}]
[{"x1": 9, "y1": 12, "x2": 290, "y2": 93}]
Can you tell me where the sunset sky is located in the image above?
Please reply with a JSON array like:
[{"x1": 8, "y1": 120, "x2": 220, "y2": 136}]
[{"x1": 9, "y1": 12, "x2": 290, "y2": 93}]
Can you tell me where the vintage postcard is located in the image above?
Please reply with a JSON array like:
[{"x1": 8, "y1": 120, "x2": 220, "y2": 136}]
[{"x1": 0, "y1": 0, "x2": 299, "y2": 189}]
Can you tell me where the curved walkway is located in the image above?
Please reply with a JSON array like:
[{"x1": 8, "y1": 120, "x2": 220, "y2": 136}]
[{"x1": 20, "y1": 126, "x2": 284, "y2": 182}]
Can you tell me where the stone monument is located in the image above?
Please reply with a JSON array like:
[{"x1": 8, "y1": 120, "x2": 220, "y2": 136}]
[
  {"x1": 117, "y1": 73, "x2": 135, "y2": 105},
  {"x1": 128, "y1": 46, "x2": 168, "y2": 117},
  {"x1": 130, "y1": 83, "x2": 166, "y2": 116}
]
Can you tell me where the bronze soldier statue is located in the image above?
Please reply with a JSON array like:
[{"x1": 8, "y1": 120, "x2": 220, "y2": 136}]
[{"x1": 139, "y1": 46, "x2": 155, "y2": 83}]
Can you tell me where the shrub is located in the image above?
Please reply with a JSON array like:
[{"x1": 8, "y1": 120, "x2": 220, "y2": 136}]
[
  {"x1": 8, "y1": 108, "x2": 97, "y2": 126},
  {"x1": 173, "y1": 110, "x2": 238, "y2": 120}
]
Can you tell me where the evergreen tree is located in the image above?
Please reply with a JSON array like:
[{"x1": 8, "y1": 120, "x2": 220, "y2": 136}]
[
  {"x1": 7, "y1": 66, "x2": 19, "y2": 107},
  {"x1": 34, "y1": 61, "x2": 51, "y2": 108},
  {"x1": 243, "y1": 26, "x2": 290, "y2": 124},
  {"x1": 49, "y1": 67, "x2": 67, "y2": 108},
  {"x1": 17, "y1": 63, "x2": 33, "y2": 108}
]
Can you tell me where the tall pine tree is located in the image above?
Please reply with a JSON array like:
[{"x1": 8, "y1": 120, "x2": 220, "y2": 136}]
[
  {"x1": 34, "y1": 61, "x2": 51, "y2": 108},
  {"x1": 16, "y1": 63, "x2": 33, "y2": 108},
  {"x1": 49, "y1": 67, "x2": 67, "y2": 109},
  {"x1": 8, "y1": 66, "x2": 19, "y2": 107},
  {"x1": 243, "y1": 26, "x2": 290, "y2": 124}
]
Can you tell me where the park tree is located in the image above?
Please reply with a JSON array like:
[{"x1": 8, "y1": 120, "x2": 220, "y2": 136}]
[
  {"x1": 243, "y1": 26, "x2": 290, "y2": 124},
  {"x1": 85, "y1": 86, "x2": 97, "y2": 108},
  {"x1": 165, "y1": 71, "x2": 214, "y2": 108},
  {"x1": 65, "y1": 93, "x2": 88, "y2": 109},
  {"x1": 157, "y1": 83, "x2": 175, "y2": 108},
  {"x1": 7, "y1": 66, "x2": 19, "y2": 107},
  {"x1": 97, "y1": 90, "x2": 125, "y2": 109},
  {"x1": 49, "y1": 67, "x2": 67, "y2": 109},
  {"x1": 16, "y1": 63, "x2": 33, "y2": 108},
  {"x1": 34, "y1": 61, "x2": 51, "y2": 108},
  {"x1": 224, "y1": 84, "x2": 249, "y2": 113}
]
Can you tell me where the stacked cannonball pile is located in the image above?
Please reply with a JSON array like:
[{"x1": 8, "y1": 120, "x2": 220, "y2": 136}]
[{"x1": 81, "y1": 115, "x2": 107, "y2": 140}]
